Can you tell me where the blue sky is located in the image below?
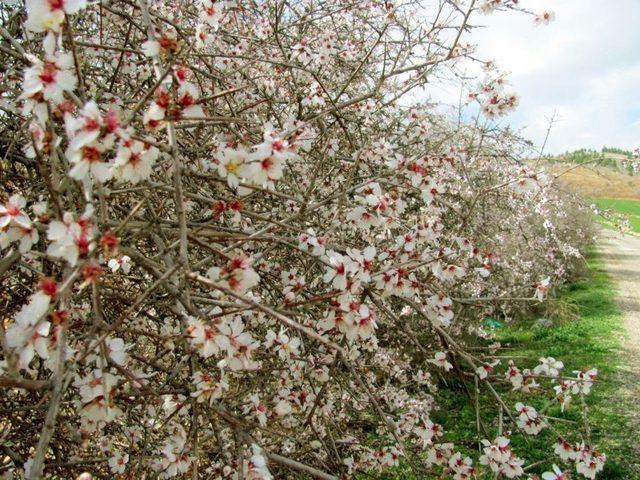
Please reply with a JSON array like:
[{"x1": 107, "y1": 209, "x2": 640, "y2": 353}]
[{"x1": 431, "y1": 0, "x2": 640, "y2": 154}]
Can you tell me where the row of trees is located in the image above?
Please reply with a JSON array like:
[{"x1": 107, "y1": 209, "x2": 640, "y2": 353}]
[{"x1": 1, "y1": 1, "x2": 602, "y2": 479}]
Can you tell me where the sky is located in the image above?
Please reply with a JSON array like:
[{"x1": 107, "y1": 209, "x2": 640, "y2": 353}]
[{"x1": 436, "y1": 0, "x2": 640, "y2": 154}]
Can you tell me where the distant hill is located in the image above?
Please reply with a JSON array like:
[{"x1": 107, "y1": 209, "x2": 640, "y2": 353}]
[
  {"x1": 541, "y1": 147, "x2": 639, "y2": 177},
  {"x1": 546, "y1": 163, "x2": 640, "y2": 200}
]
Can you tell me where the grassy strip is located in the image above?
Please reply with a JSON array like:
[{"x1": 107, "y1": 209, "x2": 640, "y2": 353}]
[
  {"x1": 493, "y1": 251, "x2": 633, "y2": 478},
  {"x1": 594, "y1": 198, "x2": 640, "y2": 233},
  {"x1": 372, "y1": 251, "x2": 633, "y2": 479}
]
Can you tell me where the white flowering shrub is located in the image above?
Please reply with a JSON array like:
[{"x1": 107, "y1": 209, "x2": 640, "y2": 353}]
[{"x1": 0, "y1": 1, "x2": 601, "y2": 479}]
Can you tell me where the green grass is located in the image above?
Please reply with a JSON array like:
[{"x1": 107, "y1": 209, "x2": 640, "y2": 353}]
[
  {"x1": 371, "y1": 251, "x2": 634, "y2": 479},
  {"x1": 491, "y1": 252, "x2": 634, "y2": 478},
  {"x1": 594, "y1": 198, "x2": 640, "y2": 233}
]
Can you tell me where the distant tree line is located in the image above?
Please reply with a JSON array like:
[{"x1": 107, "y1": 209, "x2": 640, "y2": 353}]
[{"x1": 542, "y1": 147, "x2": 638, "y2": 175}]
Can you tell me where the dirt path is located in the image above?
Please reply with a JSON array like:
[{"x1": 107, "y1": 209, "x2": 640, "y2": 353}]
[
  {"x1": 597, "y1": 229, "x2": 640, "y2": 460},
  {"x1": 599, "y1": 229, "x2": 640, "y2": 354}
]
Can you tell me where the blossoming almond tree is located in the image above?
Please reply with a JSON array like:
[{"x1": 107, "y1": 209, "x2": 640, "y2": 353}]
[{"x1": 0, "y1": 0, "x2": 602, "y2": 479}]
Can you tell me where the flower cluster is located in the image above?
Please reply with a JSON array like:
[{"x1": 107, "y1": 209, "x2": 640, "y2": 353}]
[
  {"x1": 479, "y1": 436, "x2": 525, "y2": 478},
  {"x1": 555, "y1": 439, "x2": 607, "y2": 479}
]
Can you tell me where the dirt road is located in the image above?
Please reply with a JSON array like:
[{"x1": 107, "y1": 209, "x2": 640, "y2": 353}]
[
  {"x1": 599, "y1": 229, "x2": 640, "y2": 356},
  {"x1": 597, "y1": 229, "x2": 640, "y2": 462}
]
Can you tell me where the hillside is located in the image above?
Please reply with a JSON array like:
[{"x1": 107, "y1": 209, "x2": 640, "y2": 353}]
[
  {"x1": 549, "y1": 163, "x2": 640, "y2": 200},
  {"x1": 546, "y1": 147, "x2": 638, "y2": 175}
]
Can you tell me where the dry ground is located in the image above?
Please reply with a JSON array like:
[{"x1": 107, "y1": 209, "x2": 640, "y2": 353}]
[{"x1": 549, "y1": 163, "x2": 640, "y2": 200}]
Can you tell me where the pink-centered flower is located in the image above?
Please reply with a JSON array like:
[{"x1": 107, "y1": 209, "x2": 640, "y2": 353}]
[
  {"x1": 20, "y1": 33, "x2": 77, "y2": 104},
  {"x1": 0, "y1": 194, "x2": 31, "y2": 229},
  {"x1": 25, "y1": 0, "x2": 88, "y2": 32},
  {"x1": 113, "y1": 138, "x2": 159, "y2": 184}
]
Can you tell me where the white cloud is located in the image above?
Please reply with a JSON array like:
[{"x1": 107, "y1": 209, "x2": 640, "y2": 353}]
[{"x1": 437, "y1": 0, "x2": 640, "y2": 153}]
